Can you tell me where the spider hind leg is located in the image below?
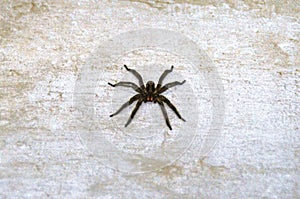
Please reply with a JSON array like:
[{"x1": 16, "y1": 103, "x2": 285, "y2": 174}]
[
  {"x1": 159, "y1": 95, "x2": 186, "y2": 122},
  {"x1": 125, "y1": 99, "x2": 143, "y2": 127},
  {"x1": 157, "y1": 101, "x2": 172, "y2": 130},
  {"x1": 109, "y1": 94, "x2": 141, "y2": 117}
]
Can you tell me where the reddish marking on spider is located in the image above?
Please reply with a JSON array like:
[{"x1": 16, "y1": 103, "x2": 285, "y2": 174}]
[{"x1": 147, "y1": 96, "x2": 153, "y2": 102}]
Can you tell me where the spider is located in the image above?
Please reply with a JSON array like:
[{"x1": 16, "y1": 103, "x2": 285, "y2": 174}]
[{"x1": 108, "y1": 65, "x2": 186, "y2": 130}]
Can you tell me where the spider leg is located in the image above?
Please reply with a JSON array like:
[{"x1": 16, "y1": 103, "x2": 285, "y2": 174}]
[
  {"x1": 110, "y1": 94, "x2": 141, "y2": 117},
  {"x1": 108, "y1": 81, "x2": 142, "y2": 93},
  {"x1": 157, "y1": 100, "x2": 172, "y2": 130},
  {"x1": 124, "y1": 65, "x2": 145, "y2": 89},
  {"x1": 158, "y1": 80, "x2": 186, "y2": 94},
  {"x1": 158, "y1": 95, "x2": 186, "y2": 121},
  {"x1": 156, "y1": 65, "x2": 174, "y2": 90},
  {"x1": 125, "y1": 98, "x2": 143, "y2": 127}
]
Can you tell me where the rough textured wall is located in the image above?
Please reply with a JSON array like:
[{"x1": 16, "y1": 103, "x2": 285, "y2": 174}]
[{"x1": 0, "y1": 0, "x2": 299, "y2": 198}]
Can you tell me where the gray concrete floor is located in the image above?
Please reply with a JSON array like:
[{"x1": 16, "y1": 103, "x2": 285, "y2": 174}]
[{"x1": 0, "y1": 0, "x2": 299, "y2": 198}]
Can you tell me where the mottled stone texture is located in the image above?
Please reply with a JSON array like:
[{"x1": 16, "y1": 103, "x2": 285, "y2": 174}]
[{"x1": 0, "y1": 0, "x2": 299, "y2": 198}]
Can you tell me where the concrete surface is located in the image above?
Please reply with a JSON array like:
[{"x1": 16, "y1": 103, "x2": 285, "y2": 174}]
[{"x1": 0, "y1": 0, "x2": 299, "y2": 198}]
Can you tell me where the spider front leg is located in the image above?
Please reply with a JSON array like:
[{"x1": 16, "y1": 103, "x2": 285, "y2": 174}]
[
  {"x1": 156, "y1": 65, "x2": 174, "y2": 90},
  {"x1": 108, "y1": 81, "x2": 142, "y2": 93},
  {"x1": 158, "y1": 80, "x2": 186, "y2": 94},
  {"x1": 158, "y1": 95, "x2": 186, "y2": 122},
  {"x1": 124, "y1": 65, "x2": 145, "y2": 89},
  {"x1": 110, "y1": 94, "x2": 141, "y2": 117},
  {"x1": 157, "y1": 100, "x2": 172, "y2": 130},
  {"x1": 125, "y1": 98, "x2": 143, "y2": 127}
]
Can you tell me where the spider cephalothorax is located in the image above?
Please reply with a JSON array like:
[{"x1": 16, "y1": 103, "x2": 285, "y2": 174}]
[{"x1": 108, "y1": 65, "x2": 186, "y2": 130}]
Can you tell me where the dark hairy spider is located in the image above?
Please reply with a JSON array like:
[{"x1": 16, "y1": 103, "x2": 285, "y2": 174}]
[{"x1": 108, "y1": 65, "x2": 186, "y2": 130}]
